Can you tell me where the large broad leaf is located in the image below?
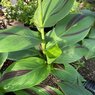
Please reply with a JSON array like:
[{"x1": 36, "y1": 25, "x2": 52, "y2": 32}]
[
  {"x1": 0, "y1": 53, "x2": 8, "y2": 68},
  {"x1": 54, "y1": 45, "x2": 88, "y2": 64},
  {"x1": 34, "y1": 0, "x2": 74, "y2": 27},
  {"x1": 47, "y1": 14, "x2": 94, "y2": 47},
  {"x1": 58, "y1": 82, "x2": 93, "y2": 95},
  {"x1": 52, "y1": 64, "x2": 84, "y2": 85},
  {"x1": 8, "y1": 48, "x2": 40, "y2": 60},
  {"x1": 15, "y1": 86, "x2": 64, "y2": 95},
  {"x1": 45, "y1": 44, "x2": 62, "y2": 64},
  {"x1": 0, "y1": 57, "x2": 51, "y2": 92},
  {"x1": 0, "y1": 26, "x2": 41, "y2": 52}
]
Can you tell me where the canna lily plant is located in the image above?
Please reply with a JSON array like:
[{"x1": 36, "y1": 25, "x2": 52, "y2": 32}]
[{"x1": 0, "y1": 0, "x2": 95, "y2": 95}]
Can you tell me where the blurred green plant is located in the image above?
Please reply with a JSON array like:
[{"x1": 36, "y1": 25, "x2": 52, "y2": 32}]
[
  {"x1": 0, "y1": 0, "x2": 11, "y2": 7},
  {"x1": 5, "y1": 0, "x2": 37, "y2": 25}
]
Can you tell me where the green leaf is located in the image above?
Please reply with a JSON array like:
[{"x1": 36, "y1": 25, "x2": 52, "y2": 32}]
[
  {"x1": 31, "y1": 86, "x2": 64, "y2": 95},
  {"x1": 0, "y1": 53, "x2": 8, "y2": 69},
  {"x1": 8, "y1": 48, "x2": 40, "y2": 60},
  {"x1": 83, "y1": 39, "x2": 95, "y2": 59},
  {"x1": 83, "y1": 39, "x2": 95, "y2": 52},
  {"x1": 52, "y1": 64, "x2": 84, "y2": 85},
  {"x1": 34, "y1": 0, "x2": 74, "y2": 27},
  {"x1": 0, "y1": 92, "x2": 4, "y2": 95},
  {"x1": 15, "y1": 86, "x2": 64, "y2": 95},
  {"x1": 47, "y1": 14, "x2": 94, "y2": 47},
  {"x1": 81, "y1": 9, "x2": 95, "y2": 17},
  {"x1": 46, "y1": 44, "x2": 62, "y2": 64},
  {"x1": 15, "y1": 90, "x2": 29, "y2": 95},
  {"x1": 85, "y1": 51, "x2": 95, "y2": 59},
  {"x1": 0, "y1": 57, "x2": 51, "y2": 92},
  {"x1": 0, "y1": 26, "x2": 41, "y2": 52},
  {"x1": 89, "y1": 28, "x2": 95, "y2": 39},
  {"x1": 54, "y1": 45, "x2": 87, "y2": 64},
  {"x1": 58, "y1": 82, "x2": 93, "y2": 95}
]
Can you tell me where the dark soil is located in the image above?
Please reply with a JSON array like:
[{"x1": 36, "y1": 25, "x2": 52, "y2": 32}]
[
  {"x1": 40, "y1": 75, "x2": 59, "y2": 88},
  {"x1": 79, "y1": 59, "x2": 95, "y2": 81},
  {"x1": 0, "y1": 60, "x2": 14, "y2": 73},
  {"x1": 5, "y1": 92, "x2": 16, "y2": 95}
]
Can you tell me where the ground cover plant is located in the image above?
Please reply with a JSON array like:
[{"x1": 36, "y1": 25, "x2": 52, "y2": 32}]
[
  {"x1": 1, "y1": 0, "x2": 38, "y2": 25},
  {"x1": 0, "y1": 0, "x2": 95, "y2": 95}
]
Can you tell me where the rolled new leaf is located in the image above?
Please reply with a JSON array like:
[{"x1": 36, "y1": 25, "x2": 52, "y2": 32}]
[{"x1": 45, "y1": 44, "x2": 62, "y2": 64}]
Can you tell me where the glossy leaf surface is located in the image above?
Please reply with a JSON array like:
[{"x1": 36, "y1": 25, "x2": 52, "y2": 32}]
[
  {"x1": 8, "y1": 48, "x2": 40, "y2": 60},
  {"x1": 0, "y1": 26, "x2": 41, "y2": 52},
  {"x1": 47, "y1": 14, "x2": 94, "y2": 47},
  {"x1": 34, "y1": 0, "x2": 74, "y2": 27},
  {"x1": 55, "y1": 46, "x2": 88, "y2": 64},
  {"x1": 52, "y1": 64, "x2": 84, "y2": 84},
  {"x1": 58, "y1": 82, "x2": 93, "y2": 95},
  {"x1": 46, "y1": 44, "x2": 62, "y2": 64},
  {"x1": 0, "y1": 57, "x2": 51, "y2": 91}
]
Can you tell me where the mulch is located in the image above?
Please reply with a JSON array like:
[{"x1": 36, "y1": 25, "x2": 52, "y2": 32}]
[{"x1": 79, "y1": 59, "x2": 95, "y2": 81}]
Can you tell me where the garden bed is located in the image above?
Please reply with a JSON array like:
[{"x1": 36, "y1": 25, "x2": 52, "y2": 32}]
[
  {"x1": 79, "y1": 59, "x2": 95, "y2": 81},
  {"x1": 0, "y1": 0, "x2": 95, "y2": 95}
]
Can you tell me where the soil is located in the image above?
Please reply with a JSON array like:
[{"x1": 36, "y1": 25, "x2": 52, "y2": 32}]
[
  {"x1": 79, "y1": 59, "x2": 95, "y2": 81},
  {"x1": 0, "y1": 60, "x2": 14, "y2": 73}
]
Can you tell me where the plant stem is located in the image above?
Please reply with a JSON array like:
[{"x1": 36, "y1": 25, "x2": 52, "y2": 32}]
[
  {"x1": 40, "y1": 28, "x2": 46, "y2": 54},
  {"x1": 38, "y1": 0, "x2": 46, "y2": 54}
]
